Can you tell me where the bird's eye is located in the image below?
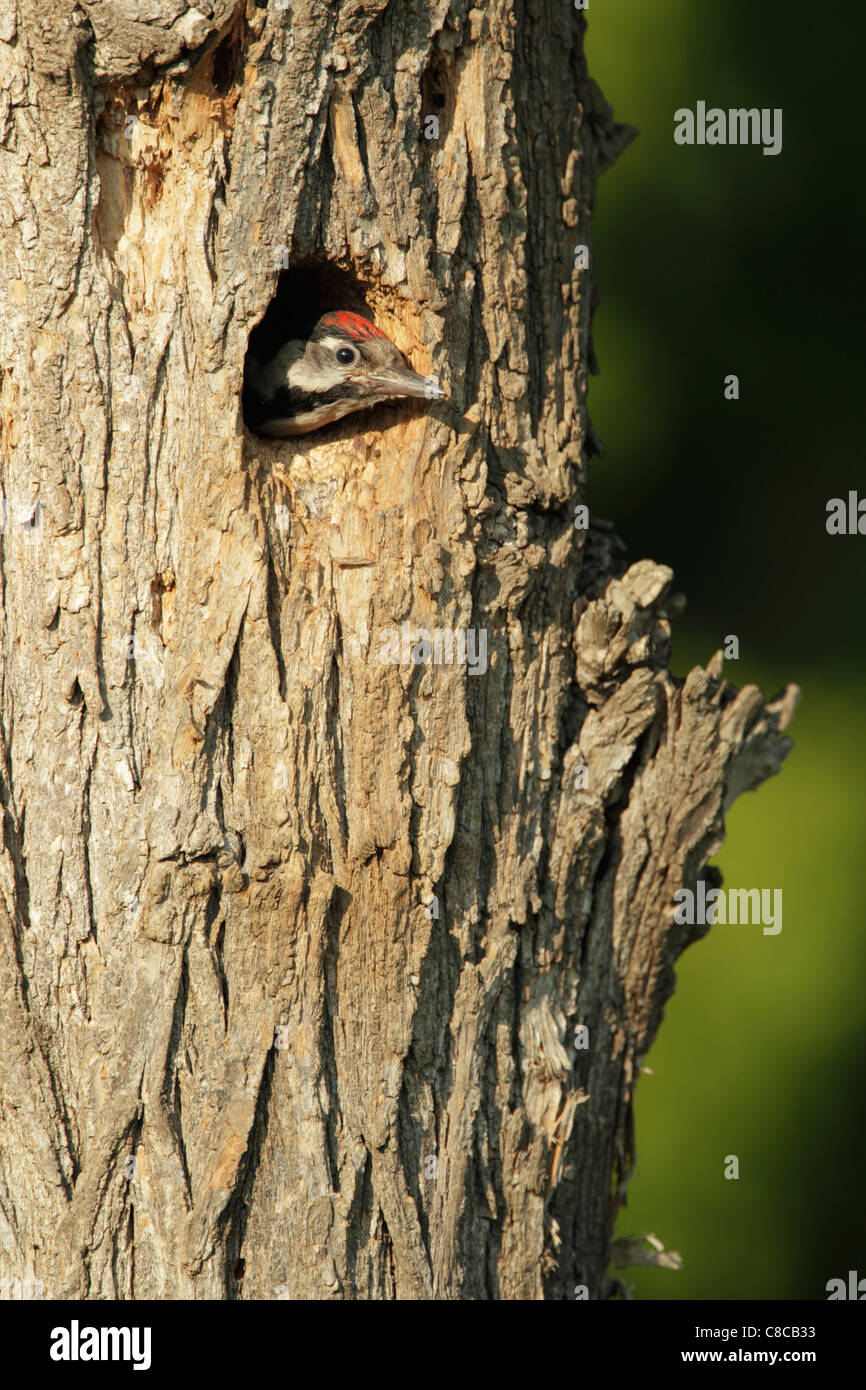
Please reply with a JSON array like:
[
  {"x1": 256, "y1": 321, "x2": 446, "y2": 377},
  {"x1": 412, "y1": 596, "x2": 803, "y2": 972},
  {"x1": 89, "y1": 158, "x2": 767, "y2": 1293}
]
[{"x1": 336, "y1": 346, "x2": 358, "y2": 365}]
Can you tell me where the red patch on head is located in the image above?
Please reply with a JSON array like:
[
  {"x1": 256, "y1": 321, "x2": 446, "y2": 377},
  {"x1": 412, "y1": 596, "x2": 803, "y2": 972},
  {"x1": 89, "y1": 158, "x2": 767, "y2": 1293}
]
[{"x1": 320, "y1": 311, "x2": 389, "y2": 342}]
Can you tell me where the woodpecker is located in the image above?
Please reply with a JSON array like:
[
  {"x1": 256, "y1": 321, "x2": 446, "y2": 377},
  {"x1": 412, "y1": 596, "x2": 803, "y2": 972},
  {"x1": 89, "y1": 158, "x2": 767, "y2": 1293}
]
[{"x1": 243, "y1": 310, "x2": 445, "y2": 437}]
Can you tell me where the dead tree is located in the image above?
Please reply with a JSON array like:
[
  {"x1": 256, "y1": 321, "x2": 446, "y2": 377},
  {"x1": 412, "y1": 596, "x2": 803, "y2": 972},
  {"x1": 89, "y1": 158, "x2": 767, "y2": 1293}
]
[{"x1": 0, "y1": 0, "x2": 795, "y2": 1299}]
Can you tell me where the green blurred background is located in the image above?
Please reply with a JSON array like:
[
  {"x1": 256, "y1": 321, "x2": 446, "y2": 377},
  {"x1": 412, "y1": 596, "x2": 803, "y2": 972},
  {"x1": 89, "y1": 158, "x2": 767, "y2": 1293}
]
[{"x1": 586, "y1": 0, "x2": 866, "y2": 1299}]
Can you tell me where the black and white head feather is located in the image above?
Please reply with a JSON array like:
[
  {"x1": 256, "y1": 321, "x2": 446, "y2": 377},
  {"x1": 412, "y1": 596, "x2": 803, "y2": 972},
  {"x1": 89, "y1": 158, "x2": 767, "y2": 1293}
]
[{"x1": 244, "y1": 311, "x2": 444, "y2": 437}]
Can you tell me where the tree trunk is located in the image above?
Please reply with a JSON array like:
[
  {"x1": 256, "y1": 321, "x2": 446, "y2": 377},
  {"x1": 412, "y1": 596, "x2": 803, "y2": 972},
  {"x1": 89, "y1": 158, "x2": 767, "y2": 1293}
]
[{"x1": 0, "y1": 0, "x2": 795, "y2": 1300}]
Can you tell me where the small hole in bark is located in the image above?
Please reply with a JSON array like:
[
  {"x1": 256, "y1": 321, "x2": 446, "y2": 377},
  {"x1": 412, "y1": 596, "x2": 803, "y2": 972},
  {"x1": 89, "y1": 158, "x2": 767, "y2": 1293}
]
[
  {"x1": 211, "y1": 33, "x2": 241, "y2": 95},
  {"x1": 420, "y1": 52, "x2": 454, "y2": 140}
]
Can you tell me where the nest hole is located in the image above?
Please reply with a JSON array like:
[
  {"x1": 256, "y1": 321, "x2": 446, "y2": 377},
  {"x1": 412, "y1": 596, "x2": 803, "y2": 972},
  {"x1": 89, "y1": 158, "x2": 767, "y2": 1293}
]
[
  {"x1": 242, "y1": 261, "x2": 429, "y2": 440},
  {"x1": 246, "y1": 261, "x2": 372, "y2": 369}
]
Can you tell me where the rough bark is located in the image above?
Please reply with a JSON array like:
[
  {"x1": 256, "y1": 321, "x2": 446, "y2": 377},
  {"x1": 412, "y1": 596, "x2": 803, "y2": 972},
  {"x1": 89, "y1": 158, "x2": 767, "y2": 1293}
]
[{"x1": 0, "y1": 0, "x2": 795, "y2": 1300}]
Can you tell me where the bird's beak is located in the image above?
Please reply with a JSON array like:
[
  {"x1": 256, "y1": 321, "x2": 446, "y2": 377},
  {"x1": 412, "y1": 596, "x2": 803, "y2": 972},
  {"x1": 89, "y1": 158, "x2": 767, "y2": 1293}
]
[{"x1": 354, "y1": 366, "x2": 447, "y2": 401}]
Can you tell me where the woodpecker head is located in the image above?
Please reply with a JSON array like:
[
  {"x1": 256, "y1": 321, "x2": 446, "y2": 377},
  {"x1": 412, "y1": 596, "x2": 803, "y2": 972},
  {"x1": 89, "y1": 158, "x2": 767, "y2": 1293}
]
[{"x1": 244, "y1": 310, "x2": 445, "y2": 437}]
